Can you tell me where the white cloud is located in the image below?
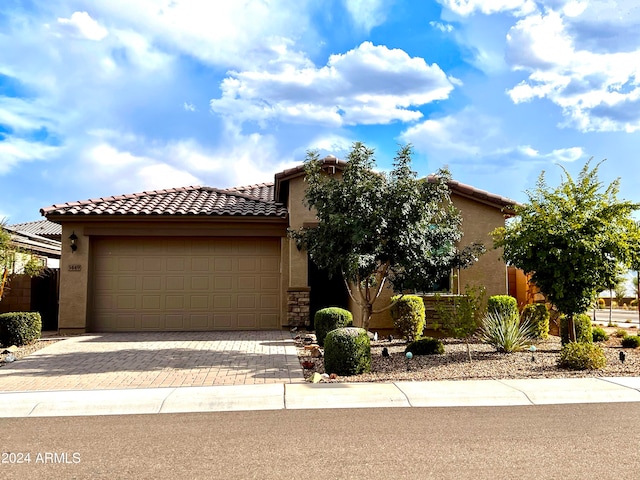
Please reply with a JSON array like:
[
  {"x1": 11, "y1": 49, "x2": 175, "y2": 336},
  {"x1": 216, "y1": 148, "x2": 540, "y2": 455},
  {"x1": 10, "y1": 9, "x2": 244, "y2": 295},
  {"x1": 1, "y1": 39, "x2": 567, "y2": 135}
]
[
  {"x1": 342, "y1": 0, "x2": 392, "y2": 32},
  {"x1": 430, "y1": 21, "x2": 454, "y2": 33},
  {"x1": 210, "y1": 42, "x2": 454, "y2": 127},
  {"x1": 506, "y1": 8, "x2": 640, "y2": 132},
  {"x1": 438, "y1": 0, "x2": 538, "y2": 17},
  {"x1": 56, "y1": 11, "x2": 108, "y2": 41},
  {"x1": 0, "y1": 138, "x2": 60, "y2": 175}
]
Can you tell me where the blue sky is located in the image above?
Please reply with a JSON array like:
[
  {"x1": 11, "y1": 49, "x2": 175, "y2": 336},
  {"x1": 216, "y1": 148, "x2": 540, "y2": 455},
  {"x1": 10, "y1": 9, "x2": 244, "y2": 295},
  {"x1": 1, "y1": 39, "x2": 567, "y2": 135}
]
[{"x1": 1, "y1": 0, "x2": 640, "y2": 224}]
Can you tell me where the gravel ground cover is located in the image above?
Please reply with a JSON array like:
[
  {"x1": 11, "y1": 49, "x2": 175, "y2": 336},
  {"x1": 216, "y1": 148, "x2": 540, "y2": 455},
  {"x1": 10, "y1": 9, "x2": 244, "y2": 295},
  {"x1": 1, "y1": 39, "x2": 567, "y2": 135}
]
[{"x1": 295, "y1": 326, "x2": 640, "y2": 383}]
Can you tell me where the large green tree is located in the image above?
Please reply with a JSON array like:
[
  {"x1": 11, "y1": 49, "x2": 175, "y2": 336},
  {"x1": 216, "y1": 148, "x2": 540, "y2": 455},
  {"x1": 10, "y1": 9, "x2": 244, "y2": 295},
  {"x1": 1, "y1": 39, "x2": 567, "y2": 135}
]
[
  {"x1": 492, "y1": 160, "x2": 638, "y2": 341},
  {"x1": 291, "y1": 142, "x2": 484, "y2": 330}
]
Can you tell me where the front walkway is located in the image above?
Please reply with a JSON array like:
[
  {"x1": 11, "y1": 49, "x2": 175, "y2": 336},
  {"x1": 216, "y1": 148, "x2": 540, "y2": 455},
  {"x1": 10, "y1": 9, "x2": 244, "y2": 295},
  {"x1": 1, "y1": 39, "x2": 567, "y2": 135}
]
[{"x1": 0, "y1": 331, "x2": 304, "y2": 392}]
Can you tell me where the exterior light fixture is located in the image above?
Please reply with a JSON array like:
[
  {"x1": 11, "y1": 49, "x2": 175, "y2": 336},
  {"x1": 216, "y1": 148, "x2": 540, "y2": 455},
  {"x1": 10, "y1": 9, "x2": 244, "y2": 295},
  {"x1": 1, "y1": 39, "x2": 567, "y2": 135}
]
[{"x1": 69, "y1": 231, "x2": 78, "y2": 252}]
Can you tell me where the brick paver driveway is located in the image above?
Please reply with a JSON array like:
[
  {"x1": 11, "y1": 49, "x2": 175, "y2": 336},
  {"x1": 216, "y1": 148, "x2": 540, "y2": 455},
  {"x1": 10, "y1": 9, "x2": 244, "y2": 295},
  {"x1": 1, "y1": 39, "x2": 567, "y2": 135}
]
[{"x1": 0, "y1": 331, "x2": 304, "y2": 392}]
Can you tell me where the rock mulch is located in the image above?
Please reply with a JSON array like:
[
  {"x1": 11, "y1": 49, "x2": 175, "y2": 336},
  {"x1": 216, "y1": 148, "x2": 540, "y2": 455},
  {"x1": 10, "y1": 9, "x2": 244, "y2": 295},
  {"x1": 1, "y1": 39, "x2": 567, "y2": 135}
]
[{"x1": 294, "y1": 326, "x2": 640, "y2": 383}]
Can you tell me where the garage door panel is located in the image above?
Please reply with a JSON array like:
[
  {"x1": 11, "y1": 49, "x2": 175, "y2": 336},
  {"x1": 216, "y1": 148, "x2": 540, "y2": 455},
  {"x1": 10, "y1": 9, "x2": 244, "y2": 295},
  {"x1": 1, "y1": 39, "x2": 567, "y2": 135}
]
[{"x1": 92, "y1": 237, "x2": 281, "y2": 331}]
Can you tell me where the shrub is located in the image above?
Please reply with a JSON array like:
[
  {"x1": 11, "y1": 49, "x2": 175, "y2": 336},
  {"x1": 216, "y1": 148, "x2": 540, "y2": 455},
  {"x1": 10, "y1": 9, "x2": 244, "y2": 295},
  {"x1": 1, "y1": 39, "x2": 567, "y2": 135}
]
[
  {"x1": 314, "y1": 307, "x2": 353, "y2": 347},
  {"x1": 390, "y1": 295, "x2": 425, "y2": 342},
  {"x1": 591, "y1": 326, "x2": 609, "y2": 342},
  {"x1": 0, "y1": 312, "x2": 42, "y2": 347},
  {"x1": 521, "y1": 303, "x2": 550, "y2": 340},
  {"x1": 479, "y1": 310, "x2": 536, "y2": 353},
  {"x1": 560, "y1": 314, "x2": 592, "y2": 345},
  {"x1": 614, "y1": 328, "x2": 628, "y2": 338},
  {"x1": 597, "y1": 298, "x2": 606, "y2": 309},
  {"x1": 621, "y1": 335, "x2": 640, "y2": 348},
  {"x1": 404, "y1": 337, "x2": 444, "y2": 355},
  {"x1": 631, "y1": 299, "x2": 638, "y2": 307},
  {"x1": 323, "y1": 327, "x2": 371, "y2": 375},
  {"x1": 487, "y1": 295, "x2": 518, "y2": 317},
  {"x1": 558, "y1": 342, "x2": 606, "y2": 370}
]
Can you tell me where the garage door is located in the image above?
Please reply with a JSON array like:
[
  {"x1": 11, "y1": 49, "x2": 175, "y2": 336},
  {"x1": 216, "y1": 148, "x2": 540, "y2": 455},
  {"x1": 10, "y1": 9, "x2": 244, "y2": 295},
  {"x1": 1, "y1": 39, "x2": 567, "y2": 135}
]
[{"x1": 91, "y1": 237, "x2": 281, "y2": 331}]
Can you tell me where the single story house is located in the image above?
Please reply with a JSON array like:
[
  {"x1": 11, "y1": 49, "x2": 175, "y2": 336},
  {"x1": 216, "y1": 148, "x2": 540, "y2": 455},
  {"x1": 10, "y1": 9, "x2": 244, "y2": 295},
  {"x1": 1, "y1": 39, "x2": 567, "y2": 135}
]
[{"x1": 42, "y1": 157, "x2": 517, "y2": 335}]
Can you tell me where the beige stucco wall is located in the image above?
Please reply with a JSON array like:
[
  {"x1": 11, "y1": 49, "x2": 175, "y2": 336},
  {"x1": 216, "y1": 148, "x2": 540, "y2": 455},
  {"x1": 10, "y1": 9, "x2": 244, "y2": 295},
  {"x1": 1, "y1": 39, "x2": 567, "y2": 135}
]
[{"x1": 58, "y1": 224, "x2": 90, "y2": 334}]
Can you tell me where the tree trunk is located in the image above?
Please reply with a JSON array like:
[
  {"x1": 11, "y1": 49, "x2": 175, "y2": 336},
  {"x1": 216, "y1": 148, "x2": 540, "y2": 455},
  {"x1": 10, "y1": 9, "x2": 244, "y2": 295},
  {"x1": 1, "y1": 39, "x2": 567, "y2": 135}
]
[
  {"x1": 362, "y1": 303, "x2": 373, "y2": 331},
  {"x1": 568, "y1": 314, "x2": 577, "y2": 342},
  {"x1": 608, "y1": 289, "x2": 613, "y2": 327}
]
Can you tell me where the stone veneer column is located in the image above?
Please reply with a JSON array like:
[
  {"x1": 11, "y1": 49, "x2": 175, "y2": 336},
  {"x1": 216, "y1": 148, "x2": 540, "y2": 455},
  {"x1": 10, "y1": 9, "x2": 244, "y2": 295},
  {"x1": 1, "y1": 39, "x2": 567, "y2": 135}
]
[{"x1": 287, "y1": 288, "x2": 310, "y2": 327}]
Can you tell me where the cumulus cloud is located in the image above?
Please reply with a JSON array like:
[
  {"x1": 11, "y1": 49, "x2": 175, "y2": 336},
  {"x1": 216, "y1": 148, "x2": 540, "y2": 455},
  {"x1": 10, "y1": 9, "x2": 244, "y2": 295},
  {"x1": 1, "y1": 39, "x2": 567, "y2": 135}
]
[
  {"x1": 437, "y1": 0, "x2": 538, "y2": 17},
  {"x1": 0, "y1": 138, "x2": 60, "y2": 175},
  {"x1": 56, "y1": 11, "x2": 108, "y2": 41},
  {"x1": 430, "y1": 21, "x2": 454, "y2": 33},
  {"x1": 342, "y1": 0, "x2": 392, "y2": 32},
  {"x1": 210, "y1": 42, "x2": 454, "y2": 127},
  {"x1": 506, "y1": 6, "x2": 640, "y2": 132}
]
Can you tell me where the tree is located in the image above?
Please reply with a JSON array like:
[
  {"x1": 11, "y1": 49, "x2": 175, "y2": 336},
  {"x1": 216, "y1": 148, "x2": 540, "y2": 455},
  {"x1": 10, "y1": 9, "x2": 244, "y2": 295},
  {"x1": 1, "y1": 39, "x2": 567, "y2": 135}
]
[
  {"x1": 291, "y1": 142, "x2": 484, "y2": 331},
  {"x1": 0, "y1": 223, "x2": 45, "y2": 301},
  {"x1": 492, "y1": 160, "x2": 638, "y2": 341}
]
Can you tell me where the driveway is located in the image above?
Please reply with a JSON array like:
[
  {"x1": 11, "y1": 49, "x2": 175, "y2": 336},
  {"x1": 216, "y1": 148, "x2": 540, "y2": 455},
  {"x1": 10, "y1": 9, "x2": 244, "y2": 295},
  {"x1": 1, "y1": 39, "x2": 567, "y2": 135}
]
[{"x1": 0, "y1": 331, "x2": 304, "y2": 392}]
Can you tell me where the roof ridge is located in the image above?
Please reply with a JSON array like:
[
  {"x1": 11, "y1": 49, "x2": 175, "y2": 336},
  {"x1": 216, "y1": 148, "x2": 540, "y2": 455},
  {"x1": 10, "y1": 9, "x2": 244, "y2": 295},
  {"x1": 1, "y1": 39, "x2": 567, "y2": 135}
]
[
  {"x1": 41, "y1": 186, "x2": 203, "y2": 214},
  {"x1": 207, "y1": 186, "x2": 279, "y2": 204}
]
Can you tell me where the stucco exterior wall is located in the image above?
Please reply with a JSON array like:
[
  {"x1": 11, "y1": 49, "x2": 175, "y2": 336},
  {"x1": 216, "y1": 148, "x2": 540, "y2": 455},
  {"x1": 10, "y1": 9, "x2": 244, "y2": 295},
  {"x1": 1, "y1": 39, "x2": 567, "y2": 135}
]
[{"x1": 58, "y1": 224, "x2": 90, "y2": 335}]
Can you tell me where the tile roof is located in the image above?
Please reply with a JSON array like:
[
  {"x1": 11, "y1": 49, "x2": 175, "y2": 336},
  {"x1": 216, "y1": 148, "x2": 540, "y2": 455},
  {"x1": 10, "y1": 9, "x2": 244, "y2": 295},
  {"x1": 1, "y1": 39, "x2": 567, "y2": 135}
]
[
  {"x1": 40, "y1": 185, "x2": 287, "y2": 219},
  {"x1": 3, "y1": 226, "x2": 61, "y2": 257},
  {"x1": 8, "y1": 219, "x2": 62, "y2": 240}
]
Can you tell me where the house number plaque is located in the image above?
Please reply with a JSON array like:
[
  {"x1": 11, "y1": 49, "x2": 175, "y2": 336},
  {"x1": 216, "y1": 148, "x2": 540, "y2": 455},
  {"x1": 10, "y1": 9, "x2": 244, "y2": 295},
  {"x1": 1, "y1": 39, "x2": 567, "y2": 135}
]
[{"x1": 68, "y1": 264, "x2": 82, "y2": 272}]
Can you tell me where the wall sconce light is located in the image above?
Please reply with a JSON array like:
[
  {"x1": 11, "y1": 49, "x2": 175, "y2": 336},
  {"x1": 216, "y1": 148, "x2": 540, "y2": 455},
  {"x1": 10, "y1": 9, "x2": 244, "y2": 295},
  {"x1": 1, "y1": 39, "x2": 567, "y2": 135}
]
[{"x1": 69, "y1": 231, "x2": 78, "y2": 253}]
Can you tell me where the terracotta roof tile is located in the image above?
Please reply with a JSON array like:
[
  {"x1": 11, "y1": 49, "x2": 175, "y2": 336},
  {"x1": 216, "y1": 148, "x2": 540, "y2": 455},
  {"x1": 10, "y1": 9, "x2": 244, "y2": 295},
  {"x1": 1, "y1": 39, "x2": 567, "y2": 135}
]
[{"x1": 40, "y1": 185, "x2": 287, "y2": 219}]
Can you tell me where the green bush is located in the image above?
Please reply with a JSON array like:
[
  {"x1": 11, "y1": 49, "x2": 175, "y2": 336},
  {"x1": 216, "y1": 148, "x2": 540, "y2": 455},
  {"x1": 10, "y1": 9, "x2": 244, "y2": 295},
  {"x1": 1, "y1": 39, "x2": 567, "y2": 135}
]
[
  {"x1": 621, "y1": 335, "x2": 640, "y2": 348},
  {"x1": 631, "y1": 299, "x2": 638, "y2": 307},
  {"x1": 591, "y1": 326, "x2": 609, "y2": 342},
  {"x1": 479, "y1": 310, "x2": 536, "y2": 353},
  {"x1": 323, "y1": 327, "x2": 371, "y2": 376},
  {"x1": 560, "y1": 314, "x2": 593, "y2": 345},
  {"x1": 487, "y1": 295, "x2": 518, "y2": 317},
  {"x1": 390, "y1": 295, "x2": 425, "y2": 342},
  {"x1": 521, "y1": 303, "x2": 550, "y2": 340},
  {"x1": 314, "y1": 307, "x2": 353, "y2": 347},
  {"x1": 0, "y1": 312, "x2": 42, "y2": 347},
  {"x1": 614, "y1": 328, "x2": 628, "y2": 338},
  {"x1": 597, "y1": 298, "x2": 606, "y2": 309},
  {"x1": 404, "y1": 337, "x2": 444, "y2": 356},
  {"x1": 558, "y1": 342, "x2": 606, "y2": 370}
]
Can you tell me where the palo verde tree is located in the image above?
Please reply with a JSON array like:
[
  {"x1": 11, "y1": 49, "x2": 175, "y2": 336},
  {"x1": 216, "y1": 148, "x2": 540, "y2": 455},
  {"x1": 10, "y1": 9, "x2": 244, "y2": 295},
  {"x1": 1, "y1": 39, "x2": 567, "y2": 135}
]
[
  {"x1": 291, "y1": 142, "x2": 485, "y2": 331},
  {"x1": 492, "y1": 160, "x2": 638, "y2": 341}
]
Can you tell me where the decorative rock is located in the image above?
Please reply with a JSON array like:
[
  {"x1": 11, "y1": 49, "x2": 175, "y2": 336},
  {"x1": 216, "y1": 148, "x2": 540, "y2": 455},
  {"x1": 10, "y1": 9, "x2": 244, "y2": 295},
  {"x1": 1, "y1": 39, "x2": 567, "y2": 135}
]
[
  {"x1": 308, "y1": 372, "x2": 322, "y2": 383},
  {"x1": 303, "y1": 335, "x2": 313, "y2": 345},
  {"x1": 381, "y1": 347, "x2": 390, "y2": 357},
  {"x1": 373, "y1": 332, "x2": 378, "y2": 341},
  {"x1": 2, "y1": 346, "x2": 18, "y2": 354},
  {"x1": 4, "y1": 354, "x2": 15, "y2": 363}
]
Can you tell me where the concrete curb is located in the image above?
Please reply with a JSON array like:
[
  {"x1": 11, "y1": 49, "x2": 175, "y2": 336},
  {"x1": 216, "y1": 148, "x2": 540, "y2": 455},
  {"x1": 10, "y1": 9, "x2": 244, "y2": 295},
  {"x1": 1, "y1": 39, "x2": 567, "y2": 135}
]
[{"x1": 2, "y1": 377, "x2": 639, "y2": 418}]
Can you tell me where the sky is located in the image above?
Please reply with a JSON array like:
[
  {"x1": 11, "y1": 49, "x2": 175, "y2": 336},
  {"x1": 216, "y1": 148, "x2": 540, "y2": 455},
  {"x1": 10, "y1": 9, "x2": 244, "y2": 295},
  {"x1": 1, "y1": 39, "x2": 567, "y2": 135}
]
[{"x1": 1, "y1": 0, "x2": 640, "y2": 224}]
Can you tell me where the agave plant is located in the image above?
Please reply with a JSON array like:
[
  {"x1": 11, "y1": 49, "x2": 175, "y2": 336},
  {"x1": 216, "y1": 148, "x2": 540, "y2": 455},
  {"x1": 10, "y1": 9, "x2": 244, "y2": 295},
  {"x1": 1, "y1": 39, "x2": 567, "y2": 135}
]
[{"x1": 479, "y1": 311, "x2": 536, "y2": 353}]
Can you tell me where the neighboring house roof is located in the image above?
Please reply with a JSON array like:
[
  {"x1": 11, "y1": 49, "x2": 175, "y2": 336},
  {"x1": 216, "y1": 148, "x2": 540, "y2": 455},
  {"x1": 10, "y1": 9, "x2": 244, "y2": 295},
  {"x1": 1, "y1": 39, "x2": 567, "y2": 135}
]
[
  {"x1": 41, "y1": 185, "x2": 287, "y2": 219},
  {"x1": 8, "y1": 219, "x2": 62, "y2": 241},
  {"x1": 3, "y1": 226, "x2": 62, "y2": 258},
  {"x1": 427, "y1": 176, "x2": 519, "y2": 215}
]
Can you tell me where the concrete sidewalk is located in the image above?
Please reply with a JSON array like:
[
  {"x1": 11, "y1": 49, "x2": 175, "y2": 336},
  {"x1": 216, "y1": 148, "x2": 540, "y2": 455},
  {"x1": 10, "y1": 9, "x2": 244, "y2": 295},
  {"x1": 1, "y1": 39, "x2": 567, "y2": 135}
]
[{"x1": 3, "y1": 376, "x2": 640, "y2": 418}]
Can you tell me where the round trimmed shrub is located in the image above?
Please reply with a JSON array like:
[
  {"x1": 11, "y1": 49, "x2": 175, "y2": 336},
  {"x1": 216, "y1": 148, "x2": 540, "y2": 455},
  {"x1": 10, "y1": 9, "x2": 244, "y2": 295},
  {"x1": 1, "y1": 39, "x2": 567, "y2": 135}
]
[
  {"x1": 390, "y1": 295, "x2": 425, "y2": 342},
  {"x1": 597, "y1": 298, "x2": 606, "y2": 309},
  {"x1": 591, "y1": 326, "x2": 609, "y2": 343},
  {"x1": 558, "y1": 342, "x2": 606, "y2": 370},
  {"x1": 404, "y1": 337, "x2": 444, "y2": 355},
  {"x1": 314, "y1": 307, "x2": 353, "y2": 347},
  {"x1": 560, "y1": 314, "x2": 592, "y2": 345},
  {"x1": 487, "y1": 295, "x2": 518, "y2": 317},
  {"x1": 323, "y1": 327, "x2": 371, "y2": 376},
  {"x1": 621, "y1": 335, "x2": 640, "y2": 348},
  {"x1": 521, "y1": 303, "x2": 550, "y2": 340},
  {"x1": 0, "y1": 312, "x2": 42, "y2": 347}
]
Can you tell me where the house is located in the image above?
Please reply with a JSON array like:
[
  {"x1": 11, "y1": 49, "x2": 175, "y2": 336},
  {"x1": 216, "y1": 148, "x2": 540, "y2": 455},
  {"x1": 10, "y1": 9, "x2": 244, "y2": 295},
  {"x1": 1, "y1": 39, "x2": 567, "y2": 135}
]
[
  {"x1": 41, "y1": 157, "x2": 517, "y2": 335},
  {"x1": 0, "y1": 222, "x2": 62, "y2": 330}
]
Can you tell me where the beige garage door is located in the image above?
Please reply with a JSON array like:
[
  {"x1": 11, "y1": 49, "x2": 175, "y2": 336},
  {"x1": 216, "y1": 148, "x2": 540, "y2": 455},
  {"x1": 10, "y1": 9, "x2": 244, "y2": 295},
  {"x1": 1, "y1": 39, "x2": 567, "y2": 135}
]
[{"x1": 91, "y1": 237, "x2": 281, "y2": 331}]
